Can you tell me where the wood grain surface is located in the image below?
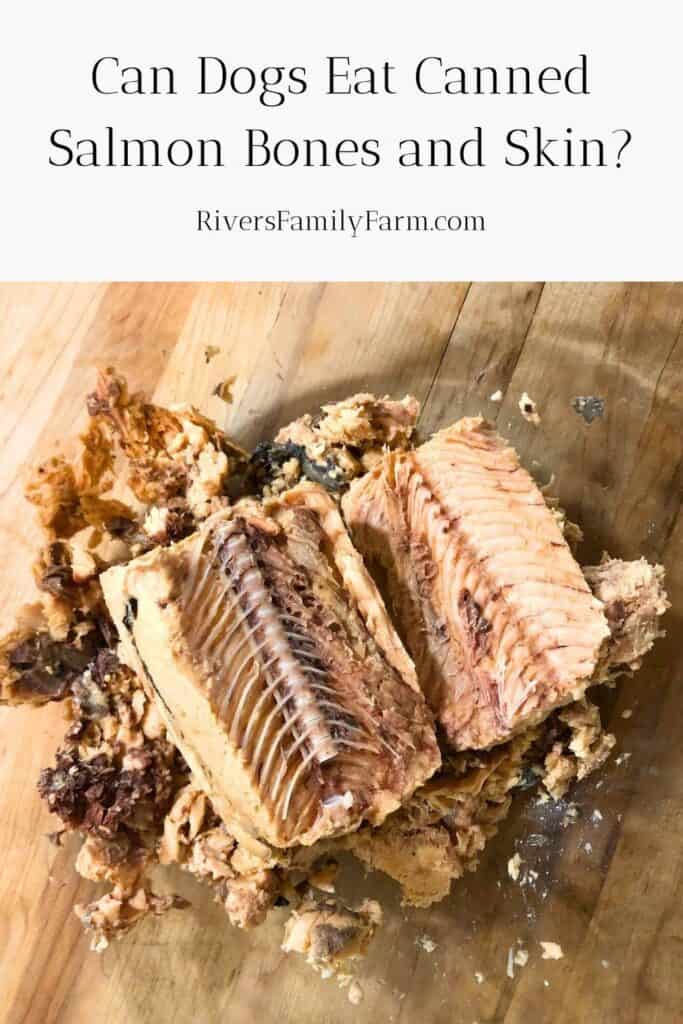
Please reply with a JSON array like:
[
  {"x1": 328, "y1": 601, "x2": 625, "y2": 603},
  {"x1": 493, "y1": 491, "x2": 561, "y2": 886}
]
[{"x1": 0, "y1": 282, "x2": 681, "y2": 1024}]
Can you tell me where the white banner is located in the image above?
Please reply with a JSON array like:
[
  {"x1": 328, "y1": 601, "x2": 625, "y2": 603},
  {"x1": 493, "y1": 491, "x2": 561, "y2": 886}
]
[{"x1": 1, "y1": 0, "x2": 680, "y2": 279}]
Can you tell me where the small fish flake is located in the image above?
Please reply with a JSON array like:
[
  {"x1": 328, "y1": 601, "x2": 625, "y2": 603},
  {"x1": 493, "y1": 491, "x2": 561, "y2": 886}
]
[
  {"x1": 536, "y1": 791, "x2": 550, "y2": 806},
  {"x1": 526, "y1": 833, "x2": 550, "y2": 847},
  {"x1": 562, "y1": 803, "x2": 580, "y2": 827},
  {"x1": 347, "y1": 980, "x2": 364, "y2": 1006},
  {"x1": 508, "y1": 853, "x2": 523, "y2": 881},
  {"x1": 204, "y1": 345, "x2": 221, "y2": 363},
  {"x1": 621, "y1": 709, "x2": 633, "y2": 719},
  {"x1": 416, "y1": 934, "x2": 437, "y2": 954},
  {"x1": 507, "y1": 941, "x2": 530, "y2": 978},
  {"x1": 544, "y1": 979, "x2": 550, "y2": 988},
  {"x1": 572, "y1": 395, "x2": 605, "y2": 424},
  {"x1": 519, "y1": 392, "x2": 541, "y2": 426},
  {"x1": 592, "y1": 809, "x2": 603, "y2": 823},
  {"x1": 615, "y1": 753, "x2": 632, "y2": 766},
  {"x1": 514, "y1": 948, "x2": 529, "y2": 968},
  {"x1": 583, "y1": 841, "x2": 593, "y2": 854},
  {"x1": 474, "y1": 972, "x2": 485, "y2": 985},
  {"x1": 601, "y1": 959, "x2": 611, "y2": 969},
  {"x1": 540, "y1": 942, "x2": 564, "y2": 960},
  {"x1": 490, "y1": 389, "x2": 503, "y2": 403},
  {"x1": 213, "y1": 376, "x2": 237, "y2": 403},
  {"x1": 523, "y1": 869, "x2": 539, "y2": 886}
]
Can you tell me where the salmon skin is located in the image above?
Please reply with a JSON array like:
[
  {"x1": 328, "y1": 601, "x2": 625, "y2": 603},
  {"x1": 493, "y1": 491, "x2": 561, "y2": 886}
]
[
  {"x1": 343, "y1": 418, "x2": 609, "y2": 750},
  {"x1": 101, "y1": 483, "x2": 439, "y2": 849}
]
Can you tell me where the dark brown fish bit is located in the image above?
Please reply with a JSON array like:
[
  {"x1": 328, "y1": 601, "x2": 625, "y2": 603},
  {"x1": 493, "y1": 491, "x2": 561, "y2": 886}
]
[{"x1": 572, "y1": 396, "x2": 605, "y2": 424}]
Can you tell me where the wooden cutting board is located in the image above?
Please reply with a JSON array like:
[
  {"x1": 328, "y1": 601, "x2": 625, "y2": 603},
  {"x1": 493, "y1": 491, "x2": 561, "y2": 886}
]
[{"x1": 1, "y1": 282, "x2": 681, "y2": 1024}]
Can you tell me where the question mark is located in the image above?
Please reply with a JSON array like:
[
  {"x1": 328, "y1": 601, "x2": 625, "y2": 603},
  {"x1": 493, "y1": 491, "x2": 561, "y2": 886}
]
[{"x1": 612, "y1": 129, "x2": 632, "y2": 168}]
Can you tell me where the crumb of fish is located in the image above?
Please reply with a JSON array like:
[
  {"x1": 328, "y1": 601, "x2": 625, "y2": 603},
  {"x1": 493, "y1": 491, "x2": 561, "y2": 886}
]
[
  {"x1": 490, "y1": 390, "x2": 503, "y2": 403},
  {"x1": 347, "y1": 980, "x2": 364, "y2": 1005},
  {"x1": 583, "y1": 841, "x2": 593, "y2": 854},
  {"x1": 213, "y1": 376, "x2": 236, "y2": 403},
  {"x1": 621, "y1": 709, "x2": 632, "y2": 719},
  {"x1": 507, "y1": 941, "x2": 529, "y2": 978},
  {"x1": 562, "y1": 803, "x2": 580, "y2": 827},
  {"x1": 416, "y1": 934, "x2": 437, "y2": 954},
  {"x1": 615, "y1": 753, "x2": 632, "y2": 766},
  {"x1": 536, "y1": 791, "x2": 550, "y2": 806},
  {"x1": 524, "y1": 869, "x2": 539, "y2": 885},
  {"x1": 572, "y1": 395, "x2": 605, "y2": 424},
  {"x1": 540, "y1": 942, "x2": 564, "y2": 960},
  {"x1": 526, "y1": 834, "x2": 550, "y2": 848},
  {"x1": 508, "y1": 853, "x2": 523, "y2": 881},
  {"x1": 474, "y1": 972, "x2": 485, "y2": 985},
  {"x1": 519, "y1": 392, "x2": 541, "y2": 426},
  {"x1": 592, "y1": 809, "x2": 603, "y2": 823},
  {"x1": 544, "y1": 979, "x2": 550, "y2": 987},
  {"x1": 204, "y1": 345, "x2": 221, "y2": 363},
  {"x1": 601, "y1": 959, "x2": 610, "y2": 969}
]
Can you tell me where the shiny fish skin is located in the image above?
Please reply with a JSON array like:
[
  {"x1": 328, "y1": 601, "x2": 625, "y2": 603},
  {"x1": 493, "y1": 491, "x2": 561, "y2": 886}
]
[{"x1": 343, "y1": 418, "x2": 609, "y2": 750}]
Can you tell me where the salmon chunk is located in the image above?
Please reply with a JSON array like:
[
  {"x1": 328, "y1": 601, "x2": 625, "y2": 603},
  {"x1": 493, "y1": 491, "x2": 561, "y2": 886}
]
[
  {"x1": 101, "y1": 483, "x2": 439, "y2": 849},
  {"x1": 343, "y1": 418, "x2": 610, "y2": 750}
]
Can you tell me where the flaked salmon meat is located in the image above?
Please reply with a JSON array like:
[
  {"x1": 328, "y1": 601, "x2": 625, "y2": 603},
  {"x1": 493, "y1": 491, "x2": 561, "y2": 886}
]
[
  {"x1": 342, "y1": 418, "x2": 610, "y2": 750},
  {"x1": 101, "y1": 482, "x2": 439, "y2": 849}
]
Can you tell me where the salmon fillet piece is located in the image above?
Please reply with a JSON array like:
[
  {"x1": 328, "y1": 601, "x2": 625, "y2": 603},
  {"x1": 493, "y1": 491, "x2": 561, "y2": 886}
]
[
  {"x1": 343, "y1": 418, "x2": 610, "y2": 750},
  {"x1": 101, "y1": 483, "x2": 439, "y2": 849}
]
